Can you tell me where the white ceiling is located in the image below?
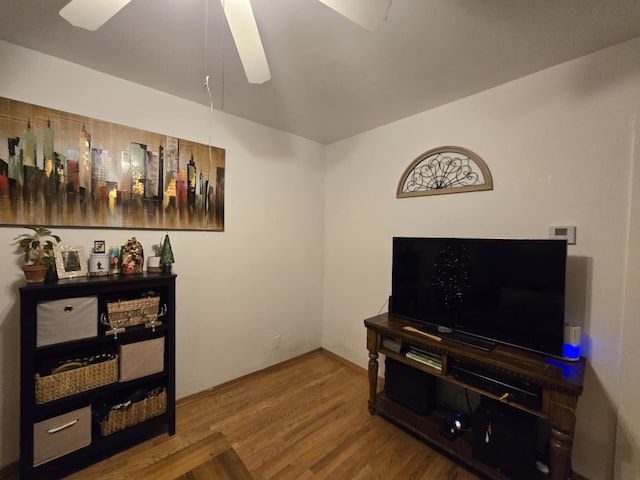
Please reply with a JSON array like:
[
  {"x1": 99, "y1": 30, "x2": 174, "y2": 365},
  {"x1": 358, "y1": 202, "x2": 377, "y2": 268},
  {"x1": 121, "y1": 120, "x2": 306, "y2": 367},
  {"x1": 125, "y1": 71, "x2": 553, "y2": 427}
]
[{"x1": 2, "y1": 0, "x2": 640, "y2": 144}]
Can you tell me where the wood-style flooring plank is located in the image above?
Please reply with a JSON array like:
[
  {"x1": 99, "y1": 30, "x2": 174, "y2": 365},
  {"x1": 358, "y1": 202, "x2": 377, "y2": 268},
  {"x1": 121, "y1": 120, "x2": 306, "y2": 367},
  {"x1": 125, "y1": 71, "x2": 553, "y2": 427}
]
[
  {"x1": 3, "y1": 349, "x2": 480, "y2": 480},
  {"x1": 175, "y1": 446, "x2": 254, "y2": 480}
]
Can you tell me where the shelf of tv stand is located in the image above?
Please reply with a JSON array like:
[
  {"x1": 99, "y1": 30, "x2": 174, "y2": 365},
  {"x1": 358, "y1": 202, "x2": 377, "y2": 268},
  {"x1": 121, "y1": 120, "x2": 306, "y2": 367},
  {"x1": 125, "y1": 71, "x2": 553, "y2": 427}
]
[
  {"x1": 376, "y1": 392, "x2": 555, "y2": 480},
  {"x1": 365, "y1": 313, "x2": 586, "y2": 480}
]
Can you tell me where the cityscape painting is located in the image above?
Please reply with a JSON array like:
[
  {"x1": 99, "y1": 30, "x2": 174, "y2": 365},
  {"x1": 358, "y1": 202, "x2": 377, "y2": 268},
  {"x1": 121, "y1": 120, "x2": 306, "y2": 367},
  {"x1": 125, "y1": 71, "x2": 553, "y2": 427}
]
[{"x1": 0, "y1": 97, "x2": 225, "y2": 231}]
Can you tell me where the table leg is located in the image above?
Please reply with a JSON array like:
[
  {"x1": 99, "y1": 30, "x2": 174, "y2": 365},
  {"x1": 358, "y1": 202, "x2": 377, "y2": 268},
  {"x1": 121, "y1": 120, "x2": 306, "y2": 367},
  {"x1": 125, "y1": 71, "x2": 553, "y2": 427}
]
[{"x1": 366, "y1": 329, "x2": 380, "y2": 414}]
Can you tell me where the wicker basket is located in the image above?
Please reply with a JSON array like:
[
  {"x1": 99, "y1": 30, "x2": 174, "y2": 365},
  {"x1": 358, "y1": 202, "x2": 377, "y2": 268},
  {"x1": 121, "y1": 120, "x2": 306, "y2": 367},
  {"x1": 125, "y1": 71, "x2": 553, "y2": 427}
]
[
  {"x1": 35, "y1": 357, "x2": 118, "y2": 404},
  {"x1": 104, "y1": 296, "x2": 160, "y2": 329},
  {"x1": 100, "y1": 390, "x2": 167, "y2": 436}
]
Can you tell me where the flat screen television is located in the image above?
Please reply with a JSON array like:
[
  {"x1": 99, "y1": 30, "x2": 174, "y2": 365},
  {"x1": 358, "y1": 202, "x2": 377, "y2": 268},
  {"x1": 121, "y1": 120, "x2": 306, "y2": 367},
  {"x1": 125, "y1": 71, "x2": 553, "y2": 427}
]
[{"x1": 390, "y1": 237, "x2": 567, "y2": 357}]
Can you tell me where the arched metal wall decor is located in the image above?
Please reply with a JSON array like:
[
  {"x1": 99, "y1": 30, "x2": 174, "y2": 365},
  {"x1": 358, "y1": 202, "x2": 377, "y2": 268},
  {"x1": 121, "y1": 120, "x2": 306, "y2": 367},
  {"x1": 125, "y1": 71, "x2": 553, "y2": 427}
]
[{"x1": 397, "y1": 146, "x2": 493, "y2": 198}]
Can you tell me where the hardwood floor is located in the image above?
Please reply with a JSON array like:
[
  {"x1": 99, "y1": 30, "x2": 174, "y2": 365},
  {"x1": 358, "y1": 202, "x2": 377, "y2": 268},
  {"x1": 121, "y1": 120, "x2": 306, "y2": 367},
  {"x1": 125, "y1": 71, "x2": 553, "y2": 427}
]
[{"x1": 6, "y1": 349, "x2": 480, "y2": 480}]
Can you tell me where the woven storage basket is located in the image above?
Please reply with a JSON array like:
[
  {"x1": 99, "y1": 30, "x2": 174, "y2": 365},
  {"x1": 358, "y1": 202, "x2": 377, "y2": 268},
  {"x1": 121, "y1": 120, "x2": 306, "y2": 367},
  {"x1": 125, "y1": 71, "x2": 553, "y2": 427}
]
[
  {"x1": 35, "y1": 357, "x2": 118, "y2": 404},
  {"x1": 100, "y1": 390, "x2": 166, "y2": 436},
  {"x1": 105, "y1": 296, "x2": 160, "y2": 328}
]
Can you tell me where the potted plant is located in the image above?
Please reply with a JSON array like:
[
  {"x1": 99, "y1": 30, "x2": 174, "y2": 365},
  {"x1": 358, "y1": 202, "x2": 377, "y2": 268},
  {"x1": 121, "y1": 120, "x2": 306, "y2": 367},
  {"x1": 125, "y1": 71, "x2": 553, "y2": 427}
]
[
  {"x1": 13, "y1": 226, "x2": 61, "y2": 283},
  {"x1": 146, "y1": 241, "x2": 163, "y2": 273}
]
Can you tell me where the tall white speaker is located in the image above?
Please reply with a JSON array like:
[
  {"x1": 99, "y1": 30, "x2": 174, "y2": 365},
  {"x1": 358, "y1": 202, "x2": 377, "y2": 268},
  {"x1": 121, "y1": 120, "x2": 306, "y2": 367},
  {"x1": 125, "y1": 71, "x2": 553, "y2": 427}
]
[{"x1": 563, "y1": 324, "x2": 581, "y2": 361}]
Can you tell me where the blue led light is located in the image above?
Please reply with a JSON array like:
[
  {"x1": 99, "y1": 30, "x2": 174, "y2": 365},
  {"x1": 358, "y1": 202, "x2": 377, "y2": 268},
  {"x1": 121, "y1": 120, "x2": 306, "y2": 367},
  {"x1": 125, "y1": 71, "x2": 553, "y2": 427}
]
[{"x1": 563, "y1": 343, "x2": 580, "y2": 361}]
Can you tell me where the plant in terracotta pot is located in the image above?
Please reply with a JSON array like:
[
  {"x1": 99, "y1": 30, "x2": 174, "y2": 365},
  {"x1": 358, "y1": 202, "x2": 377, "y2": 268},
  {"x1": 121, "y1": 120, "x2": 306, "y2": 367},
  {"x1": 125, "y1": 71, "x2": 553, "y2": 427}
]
[{"x1": 13, "y1": 226, "x2": 61, "y2": 283}]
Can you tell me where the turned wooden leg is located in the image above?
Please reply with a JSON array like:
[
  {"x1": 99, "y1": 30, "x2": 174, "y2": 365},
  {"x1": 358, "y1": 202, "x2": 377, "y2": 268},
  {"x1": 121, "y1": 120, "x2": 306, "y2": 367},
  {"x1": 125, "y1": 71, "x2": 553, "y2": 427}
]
[
  {"x1": 549, "y1": 391, "x2": 577, "y2": 480},
  {"x1": 549, "y1": 425, "x2": 573, "y2": 480},
  {"x1": 366, "y1": 329, "x2": 380, "y2": 415},
  {"x1": 368, "y1": 350, "x2": 379, "y2": 414}
]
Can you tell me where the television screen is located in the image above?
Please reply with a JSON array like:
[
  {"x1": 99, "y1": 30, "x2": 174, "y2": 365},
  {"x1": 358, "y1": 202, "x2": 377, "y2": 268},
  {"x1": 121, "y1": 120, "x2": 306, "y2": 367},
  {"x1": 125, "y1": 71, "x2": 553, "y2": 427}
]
[{"x1": 390, "y1": 237, "x2": 567, "y2": 357}]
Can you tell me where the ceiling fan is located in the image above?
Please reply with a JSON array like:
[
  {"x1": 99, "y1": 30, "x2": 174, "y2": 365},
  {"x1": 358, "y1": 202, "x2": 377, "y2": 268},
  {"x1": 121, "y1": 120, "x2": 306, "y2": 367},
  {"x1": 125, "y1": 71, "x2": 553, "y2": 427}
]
[{"x1": 58, "y1": 0, "x2": 392, "y2": 85}]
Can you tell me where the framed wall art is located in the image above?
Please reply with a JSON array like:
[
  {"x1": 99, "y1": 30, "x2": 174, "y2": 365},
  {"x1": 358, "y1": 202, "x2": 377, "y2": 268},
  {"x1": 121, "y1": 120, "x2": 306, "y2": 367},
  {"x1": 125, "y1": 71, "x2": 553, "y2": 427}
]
[{"x1": 0, "y1": 97, "x2": 225, "y2": 231}]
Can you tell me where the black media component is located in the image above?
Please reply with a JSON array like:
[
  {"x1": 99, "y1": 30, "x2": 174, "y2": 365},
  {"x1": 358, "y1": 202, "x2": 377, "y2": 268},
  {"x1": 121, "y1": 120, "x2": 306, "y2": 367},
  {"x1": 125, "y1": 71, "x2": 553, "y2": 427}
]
[
  {"x1": 390, "y1": 237, "x2": 567, "y2": 358},
  {"x1": 440, "y1": 410, "x2": 471, "y2": 440},
  {"x1": 384, "y1": 357, "x2": 436, "y2": 415},
  {"x1": 450, "y1": 358, "x2": 542, "y2": 411},
  {"x1": 472, "y1": 398, "x2": 538, "y2": 479}
]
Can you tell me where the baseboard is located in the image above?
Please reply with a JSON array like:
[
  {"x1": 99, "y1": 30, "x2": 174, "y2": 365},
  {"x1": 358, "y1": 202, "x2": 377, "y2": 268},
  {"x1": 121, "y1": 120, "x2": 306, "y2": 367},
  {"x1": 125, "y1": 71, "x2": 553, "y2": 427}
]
[
  {"x1": 0, "y1": 461, "x2": 18, "y2": 480},
  {"x1": 177, "y1": 348, "x2": 326, "y2": 407},
  {"x1": 177, "y1": 347, "x2": 387, "y2": 409},
  {"x1": 319, "y1": 348, "x2": 367, "y2": 374}
]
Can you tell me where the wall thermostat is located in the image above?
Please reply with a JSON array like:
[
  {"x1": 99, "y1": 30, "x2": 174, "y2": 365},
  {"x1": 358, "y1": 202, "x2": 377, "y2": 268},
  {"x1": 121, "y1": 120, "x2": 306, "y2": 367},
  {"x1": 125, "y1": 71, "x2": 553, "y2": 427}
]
[{"x1": 548, "y1": 226, "x2": 576, "y2": 245}]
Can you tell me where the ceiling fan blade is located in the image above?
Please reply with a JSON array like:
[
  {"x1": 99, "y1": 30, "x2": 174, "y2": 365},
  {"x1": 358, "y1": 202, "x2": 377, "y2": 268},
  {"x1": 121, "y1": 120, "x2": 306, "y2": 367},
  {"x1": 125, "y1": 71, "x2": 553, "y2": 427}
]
[
  {"x1": 316, "y1": 0, "x2": 392, "y2": 31},
  {"x1": 59, "y1": 0, "x2": 132, "y2": 31},
  {"x1": 220, "y1": 0, "x2": 271, "y2": 84}
]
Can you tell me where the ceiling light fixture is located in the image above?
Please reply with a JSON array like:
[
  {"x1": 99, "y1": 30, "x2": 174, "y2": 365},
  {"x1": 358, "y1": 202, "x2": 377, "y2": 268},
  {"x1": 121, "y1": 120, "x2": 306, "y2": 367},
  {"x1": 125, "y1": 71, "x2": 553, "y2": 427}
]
[{"x1": 58, "y1": 0, "x2": 390, "y2": 85}]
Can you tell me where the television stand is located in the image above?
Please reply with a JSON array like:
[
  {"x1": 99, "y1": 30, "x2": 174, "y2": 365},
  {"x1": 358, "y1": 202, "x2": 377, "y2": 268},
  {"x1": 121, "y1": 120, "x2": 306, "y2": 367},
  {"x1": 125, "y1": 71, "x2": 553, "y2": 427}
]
[{"x1": 365, "y1": 313, "x2": 585, "y2": 480}]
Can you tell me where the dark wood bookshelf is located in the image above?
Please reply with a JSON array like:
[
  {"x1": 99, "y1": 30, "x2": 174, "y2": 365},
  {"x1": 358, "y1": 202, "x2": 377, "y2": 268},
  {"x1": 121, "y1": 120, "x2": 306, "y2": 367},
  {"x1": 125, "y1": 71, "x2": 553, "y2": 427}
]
[{"x1": 19, "y1": 273, "x2": 176, "y2": 480}]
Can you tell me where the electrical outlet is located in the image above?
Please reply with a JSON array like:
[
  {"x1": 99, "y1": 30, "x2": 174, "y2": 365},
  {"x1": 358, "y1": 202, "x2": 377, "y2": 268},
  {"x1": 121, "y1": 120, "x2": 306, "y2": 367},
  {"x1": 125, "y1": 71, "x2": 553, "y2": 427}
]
[{"x1": 272, "y1": 335, "x2": 281, "y2": 349}]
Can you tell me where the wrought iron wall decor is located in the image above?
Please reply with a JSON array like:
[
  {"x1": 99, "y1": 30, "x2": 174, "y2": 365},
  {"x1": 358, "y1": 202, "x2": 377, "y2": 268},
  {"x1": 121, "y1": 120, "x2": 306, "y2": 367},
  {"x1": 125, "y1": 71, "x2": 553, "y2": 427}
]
[
  {"x1": 0, "y1": 97, "x2": 225, "y2": 231},
  {"x1": 397, "y1": 146, "x2": 492, "y2": 198}
]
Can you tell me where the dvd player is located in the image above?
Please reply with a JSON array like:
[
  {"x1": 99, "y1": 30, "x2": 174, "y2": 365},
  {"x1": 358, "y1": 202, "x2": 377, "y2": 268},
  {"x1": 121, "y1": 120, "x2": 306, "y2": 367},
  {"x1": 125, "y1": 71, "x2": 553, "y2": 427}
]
[{"x1": 450, "y1": 359, "x2": 542, "y2": 411}]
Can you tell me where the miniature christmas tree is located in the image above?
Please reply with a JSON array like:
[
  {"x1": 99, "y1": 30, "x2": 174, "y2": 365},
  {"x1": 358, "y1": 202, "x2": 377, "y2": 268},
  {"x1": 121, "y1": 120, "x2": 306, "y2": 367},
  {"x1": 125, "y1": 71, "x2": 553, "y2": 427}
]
[{"x1": 159, "y1": 233, "x2": 174, "y2": 273}]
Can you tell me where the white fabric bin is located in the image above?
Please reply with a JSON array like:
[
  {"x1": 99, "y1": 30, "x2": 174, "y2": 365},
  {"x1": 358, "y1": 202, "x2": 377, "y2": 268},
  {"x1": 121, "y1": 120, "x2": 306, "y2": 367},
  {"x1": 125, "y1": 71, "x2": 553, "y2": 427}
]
[
  {"x1": 33, "y1": 405, "x2": 91, "y2": 466},
  {"x1": 36, "y1": 296, "x2": 98, "y2": 347},
  {"x1": 119, "y1": 337, "x2": 165, "y2": 382}
]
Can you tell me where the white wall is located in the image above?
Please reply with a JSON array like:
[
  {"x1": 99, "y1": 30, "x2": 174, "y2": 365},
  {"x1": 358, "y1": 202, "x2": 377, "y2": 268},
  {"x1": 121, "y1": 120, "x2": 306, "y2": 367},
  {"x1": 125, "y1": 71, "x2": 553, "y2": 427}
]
[
  {"x1": 614, "y1": 113, "x2": 640, "y2": 479},
  {"x1": 3, "y1": 35, "x2": 640, "y2": 479},
  {"x1": 0, "y1": 41, "x2": 325, "y2": 469},
  {"x1": 322, "y1": 38, "x2": 640, "y2": 479}
]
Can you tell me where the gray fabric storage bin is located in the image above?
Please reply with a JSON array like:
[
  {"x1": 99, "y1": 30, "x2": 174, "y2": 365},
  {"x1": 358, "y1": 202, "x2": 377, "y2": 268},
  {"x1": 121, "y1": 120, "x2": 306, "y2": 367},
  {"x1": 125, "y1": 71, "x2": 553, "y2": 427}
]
[
  {"x1": 119, "y1": 337, "x2": 165, "y2": 382},
  {"x1": 33, "y1": 405, "x2": 91, "y2": 466},
  {"x1": 36, "y1": 296, "x2": 98, "y2": 347}
]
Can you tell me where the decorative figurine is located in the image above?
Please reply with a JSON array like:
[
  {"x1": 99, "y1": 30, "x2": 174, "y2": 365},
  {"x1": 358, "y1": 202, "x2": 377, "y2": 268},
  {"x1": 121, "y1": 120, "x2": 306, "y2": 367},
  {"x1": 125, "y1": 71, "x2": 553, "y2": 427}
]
[
  {"x1": 159, "y1": 233, "x2": 174, "y2": 274},
  {"x1": 121, "y1": 237, "x2": 144, "y2": 275}
]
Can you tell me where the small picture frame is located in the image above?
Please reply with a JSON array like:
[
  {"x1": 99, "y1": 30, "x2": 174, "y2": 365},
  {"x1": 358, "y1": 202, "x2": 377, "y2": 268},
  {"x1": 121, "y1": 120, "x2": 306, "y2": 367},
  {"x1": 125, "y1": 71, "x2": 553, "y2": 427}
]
[
  {"x1": 54, "y1": 245, "x2": 88, "y2": 279},
  {"x1": 94, "y1": 240, "x2": 106, "y2": 254}
]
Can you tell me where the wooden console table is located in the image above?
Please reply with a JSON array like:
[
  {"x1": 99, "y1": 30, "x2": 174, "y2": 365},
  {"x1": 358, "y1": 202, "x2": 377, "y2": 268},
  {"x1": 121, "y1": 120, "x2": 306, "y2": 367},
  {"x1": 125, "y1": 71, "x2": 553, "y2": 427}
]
[{"x1": 365, "y1": 313, "x2": 585, "y2": 480}]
